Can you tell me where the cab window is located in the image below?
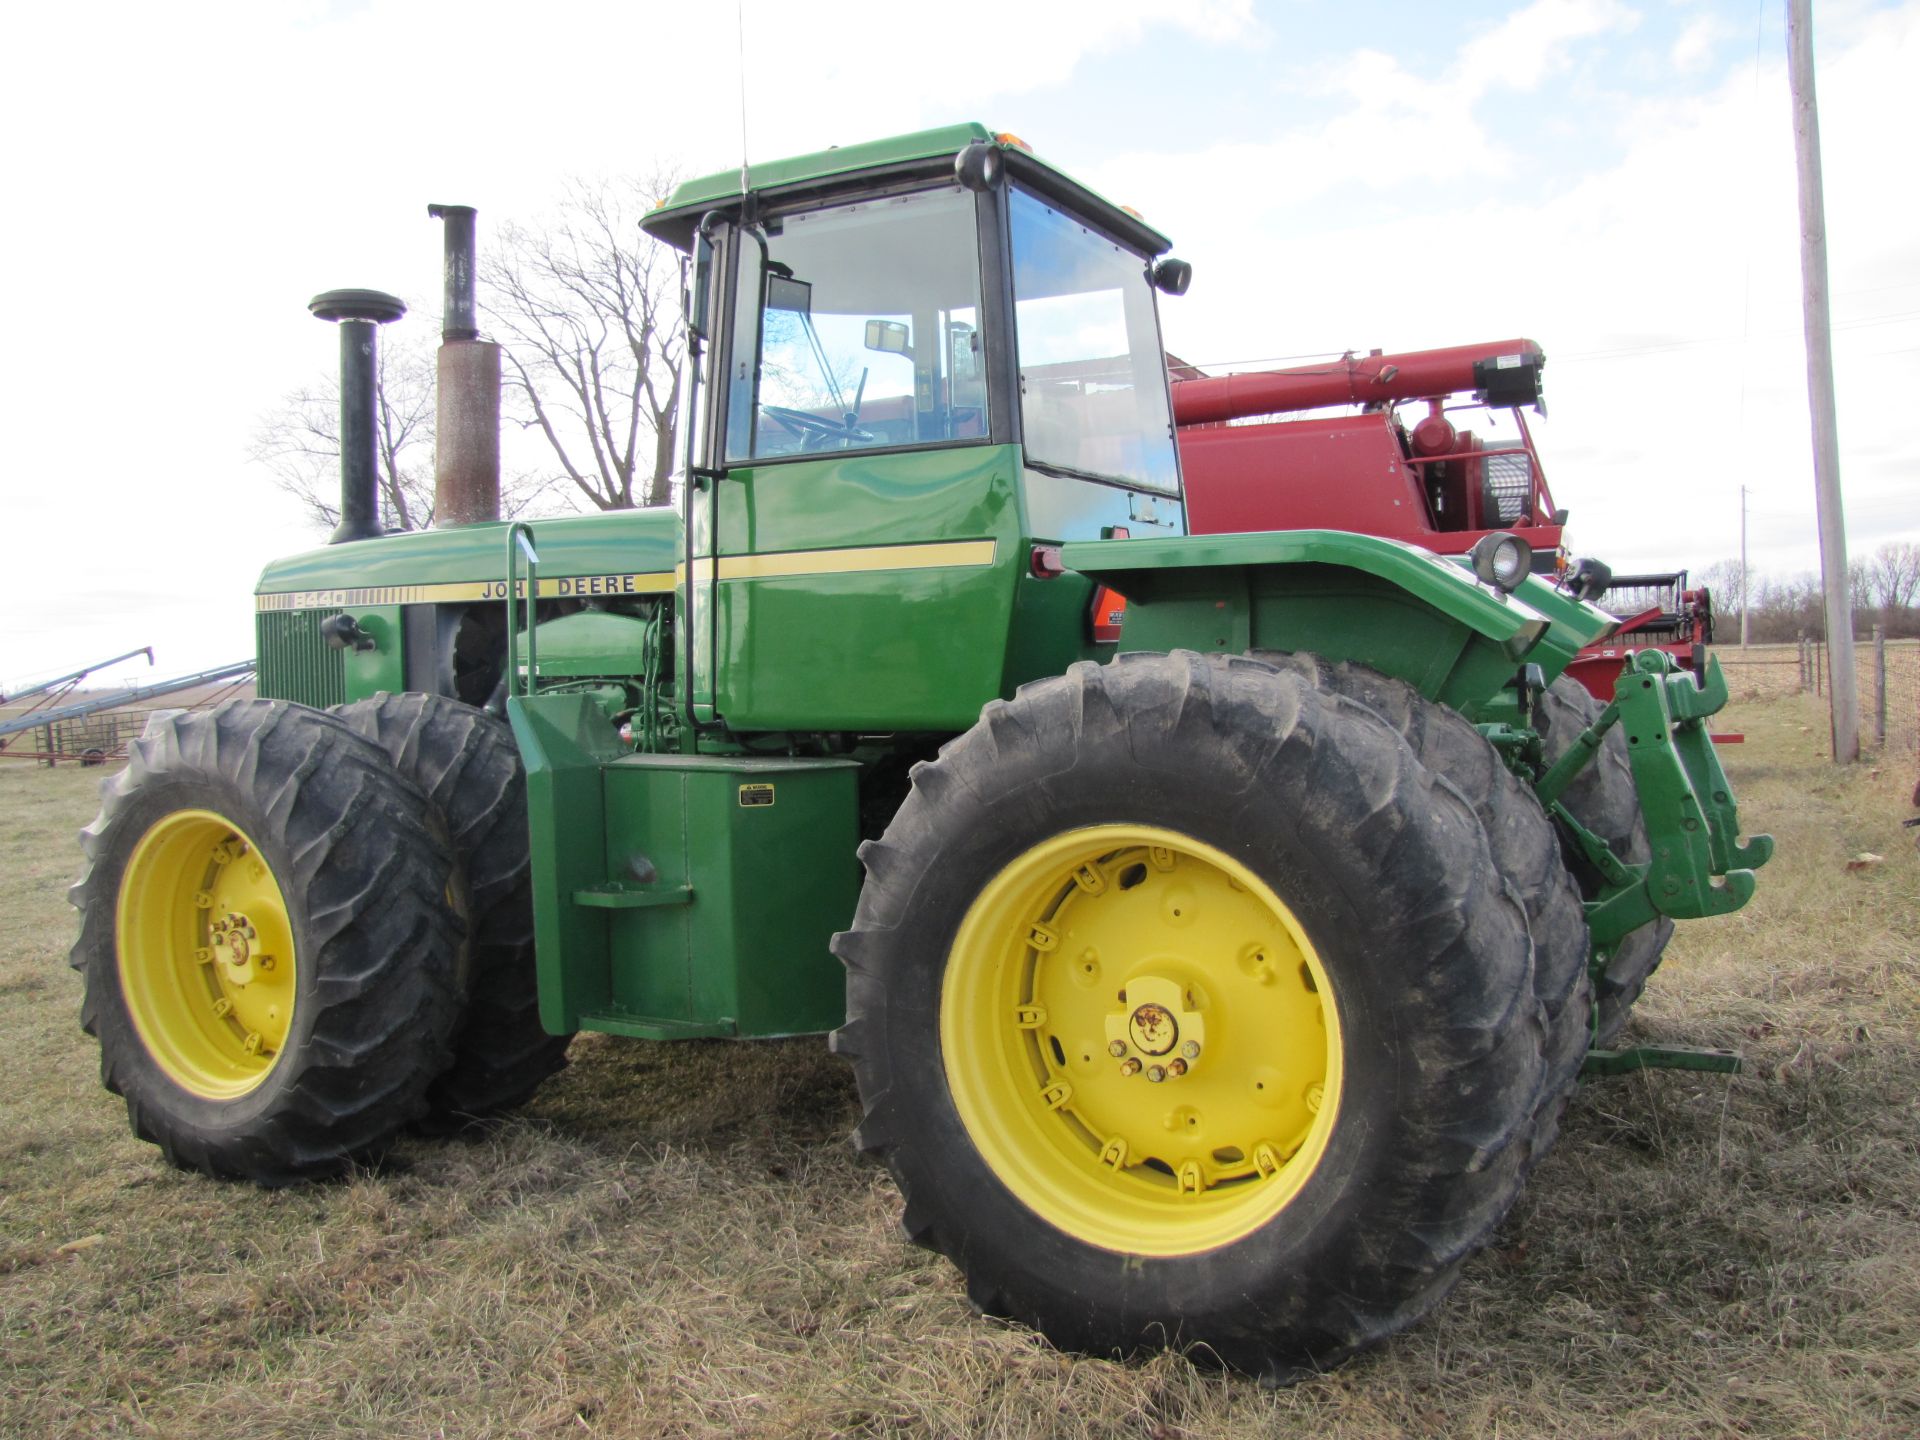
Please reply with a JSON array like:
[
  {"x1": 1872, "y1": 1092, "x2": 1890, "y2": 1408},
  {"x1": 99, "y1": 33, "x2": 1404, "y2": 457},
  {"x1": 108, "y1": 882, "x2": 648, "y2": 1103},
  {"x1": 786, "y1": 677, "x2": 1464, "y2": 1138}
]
[
  {"x1": 726, "y1": 187, "x2": 987, "y2": 462},
  {"x1": 1008, "y1": 187, "x2": 1179, "y2": 495}
]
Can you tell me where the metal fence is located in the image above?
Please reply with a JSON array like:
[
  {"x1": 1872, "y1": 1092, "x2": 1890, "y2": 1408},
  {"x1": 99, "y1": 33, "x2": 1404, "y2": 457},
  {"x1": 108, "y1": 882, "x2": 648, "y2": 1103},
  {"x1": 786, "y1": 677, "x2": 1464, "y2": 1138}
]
[{"x1": 1716, "y1": 633, "x2": 1920, "y2": 783}]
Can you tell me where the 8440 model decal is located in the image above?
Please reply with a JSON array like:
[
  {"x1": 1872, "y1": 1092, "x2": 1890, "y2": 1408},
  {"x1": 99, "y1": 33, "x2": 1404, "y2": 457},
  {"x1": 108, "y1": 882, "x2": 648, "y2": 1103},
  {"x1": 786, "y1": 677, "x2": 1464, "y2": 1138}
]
[{"x1": 256, "y1": 571, "x2": 675, "y2": 611}]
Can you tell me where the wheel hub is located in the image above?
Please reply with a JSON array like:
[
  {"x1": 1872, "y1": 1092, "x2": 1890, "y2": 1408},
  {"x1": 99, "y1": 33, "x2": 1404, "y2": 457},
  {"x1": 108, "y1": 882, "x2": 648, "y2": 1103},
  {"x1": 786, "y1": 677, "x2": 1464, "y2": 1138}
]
[
  {"x1": 1104, "y1": 975, "x2": 1206, "y2": 1081},
  {"x1": 212, "y1": 910, "x2": 275, "y2": 985}
]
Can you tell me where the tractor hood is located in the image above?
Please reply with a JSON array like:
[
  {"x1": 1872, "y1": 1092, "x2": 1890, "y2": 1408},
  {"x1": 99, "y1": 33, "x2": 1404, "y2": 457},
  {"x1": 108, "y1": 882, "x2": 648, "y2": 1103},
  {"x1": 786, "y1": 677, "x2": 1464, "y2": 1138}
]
[{"x1": 254, "y1": 508, "x2": 684, "y2": 608}]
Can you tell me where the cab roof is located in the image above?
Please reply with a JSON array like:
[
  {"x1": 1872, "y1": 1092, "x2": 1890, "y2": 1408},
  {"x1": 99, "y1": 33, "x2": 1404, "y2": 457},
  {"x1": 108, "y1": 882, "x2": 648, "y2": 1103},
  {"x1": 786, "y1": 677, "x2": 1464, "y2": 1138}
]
[{"x1": 641, "y1": 122, "x2": 1173, "y2": 257}]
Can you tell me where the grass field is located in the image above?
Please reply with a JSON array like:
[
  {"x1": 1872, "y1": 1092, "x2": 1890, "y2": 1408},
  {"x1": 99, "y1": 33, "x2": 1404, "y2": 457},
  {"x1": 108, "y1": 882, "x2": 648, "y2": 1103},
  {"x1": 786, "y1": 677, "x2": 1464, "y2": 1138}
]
[{"x1": 3, "y1": 692, "x2": 1916, "y2": 1439}]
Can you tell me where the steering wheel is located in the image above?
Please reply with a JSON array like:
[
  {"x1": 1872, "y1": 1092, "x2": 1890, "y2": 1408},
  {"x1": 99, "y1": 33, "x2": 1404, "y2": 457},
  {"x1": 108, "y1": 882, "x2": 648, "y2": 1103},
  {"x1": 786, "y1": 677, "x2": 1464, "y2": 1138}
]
[{"x1": 762, "y1": 404, "x2": 874, "y2": 448}]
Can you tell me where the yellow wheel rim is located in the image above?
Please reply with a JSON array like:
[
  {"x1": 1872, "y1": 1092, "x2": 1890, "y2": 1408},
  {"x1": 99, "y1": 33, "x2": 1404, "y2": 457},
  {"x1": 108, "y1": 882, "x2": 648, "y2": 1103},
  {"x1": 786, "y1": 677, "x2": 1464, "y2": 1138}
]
[
  {"x1": 115, "y1": 809, "x2": 299, "y2": 1099},
  {"x1": 941, "y1": 825, "x2": 1343, "y2": 1256}
]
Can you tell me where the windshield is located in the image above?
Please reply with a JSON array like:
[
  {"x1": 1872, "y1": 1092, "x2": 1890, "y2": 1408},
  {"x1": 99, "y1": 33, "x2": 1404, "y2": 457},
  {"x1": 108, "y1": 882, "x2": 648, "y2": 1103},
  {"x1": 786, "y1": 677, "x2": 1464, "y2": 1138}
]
[
  {"x1": 726, "y1": 187, "x2": 986, "y2": 462},
  {"x1": 1009, "y1": 187, "x2": 1179, "y2": 495}
]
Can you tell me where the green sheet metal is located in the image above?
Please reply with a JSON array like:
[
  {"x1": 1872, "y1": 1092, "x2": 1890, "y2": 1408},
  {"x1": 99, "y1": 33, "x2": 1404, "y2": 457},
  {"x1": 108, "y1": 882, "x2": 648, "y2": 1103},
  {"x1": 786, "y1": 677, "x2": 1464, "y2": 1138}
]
[
  {"x1": 254, "y1": 508, "x2": 681, "y2": 601},
  {"x1": 343, "y1": 605, "x2": 404, "y2": 701},
  {"x1": 644, "y1": 123, "x2": 1172, "y2": 258},
  {"x1": 1065, "y1": 529, "x2": 1550, "y2": 710},
  {"x1": 522, "y1": 609, "x2": 654, "y2": 680},
  {"x1": 508, "y1": 691, "x2": 857, "y2": 1042},
  {"x1": 693, "y1": 445, "x2": 1028, "y2": 731},
  {"x1": 1505, "y1": 572, "x2": 1620, "y2": 683}
]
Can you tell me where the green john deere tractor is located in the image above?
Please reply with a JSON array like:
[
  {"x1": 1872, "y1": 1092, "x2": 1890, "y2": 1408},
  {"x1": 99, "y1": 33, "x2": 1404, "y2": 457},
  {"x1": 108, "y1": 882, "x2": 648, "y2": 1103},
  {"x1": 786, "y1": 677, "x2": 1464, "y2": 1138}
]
[{"x1": 70, "y1": 124, "x2": 1770, "y2": 1379}]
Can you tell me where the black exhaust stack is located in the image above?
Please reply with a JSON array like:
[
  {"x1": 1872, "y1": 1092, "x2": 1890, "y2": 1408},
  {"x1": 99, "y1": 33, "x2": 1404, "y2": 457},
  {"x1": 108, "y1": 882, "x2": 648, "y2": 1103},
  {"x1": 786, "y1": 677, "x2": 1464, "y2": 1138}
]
[
  {"x1": 310, "y1": 288, "x2": 407, "y2": 544},
  {"x1": 430, "y1": 203, "x2": 479, "y2": 339},
  {"x1": 427, "y1": 204, "x2": 501, "y2": 527}
]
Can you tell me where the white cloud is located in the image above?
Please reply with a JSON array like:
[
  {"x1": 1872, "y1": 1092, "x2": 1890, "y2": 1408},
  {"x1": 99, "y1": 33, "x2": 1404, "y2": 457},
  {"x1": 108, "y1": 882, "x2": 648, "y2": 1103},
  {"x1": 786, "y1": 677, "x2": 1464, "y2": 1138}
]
[
  {"x1": 1455, "y1": 0, "x2": 1639, "y2": 93},
  {"x1": 1671, "y1": 15, "x2": 1730, "y2": 73},
  {"x1": 1100, "y1": 0, "x2": 1642, "y2": 218}
]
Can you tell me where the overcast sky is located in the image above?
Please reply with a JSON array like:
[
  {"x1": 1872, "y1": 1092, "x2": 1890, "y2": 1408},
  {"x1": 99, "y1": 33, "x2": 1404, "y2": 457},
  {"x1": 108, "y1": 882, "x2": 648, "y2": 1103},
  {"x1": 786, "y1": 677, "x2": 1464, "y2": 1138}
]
[{"x1": 2, "y1": 0, "x2": 1913, "y2": 690}]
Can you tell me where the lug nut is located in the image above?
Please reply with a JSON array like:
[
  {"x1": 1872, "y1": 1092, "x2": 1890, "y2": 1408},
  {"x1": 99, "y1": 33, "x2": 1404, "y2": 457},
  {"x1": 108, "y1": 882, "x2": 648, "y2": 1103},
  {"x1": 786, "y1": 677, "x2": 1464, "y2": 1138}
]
[
  {"x1": 1119, "y1": 1058, "x2": 1142, "y2": 1077},
  {"x1": 1108, "y1": 1040, "x2": 1128, "y2": 1058},
  {"x1": 1146, "y1": 1065, "x2": 1167, "y2": 1084},
  {"x1": 1168, "y1": 1058, "x2": 1187, "y2": 1077},
  {"x1": 1181, "y1": 1040, "x2": 1200, "y2": 1060}
]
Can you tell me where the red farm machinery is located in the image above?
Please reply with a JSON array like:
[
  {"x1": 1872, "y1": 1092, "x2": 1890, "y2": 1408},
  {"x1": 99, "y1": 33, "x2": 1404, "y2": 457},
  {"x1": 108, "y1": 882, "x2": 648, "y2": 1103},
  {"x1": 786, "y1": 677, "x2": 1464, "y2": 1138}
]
[
  {"x1": 1170, "y1": 338, "x2": 1717, "y2": 699},
  {"x1": 1562, "y1": 571, "x2": 1716, "y2": 699}
]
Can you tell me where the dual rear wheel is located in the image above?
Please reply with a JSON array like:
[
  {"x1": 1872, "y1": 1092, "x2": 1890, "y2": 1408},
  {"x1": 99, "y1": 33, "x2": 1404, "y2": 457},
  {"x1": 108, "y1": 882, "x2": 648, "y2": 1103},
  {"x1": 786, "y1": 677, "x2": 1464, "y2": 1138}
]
[{"x1": 69, "y1": 696, "x2": 561, "y2": 1184}]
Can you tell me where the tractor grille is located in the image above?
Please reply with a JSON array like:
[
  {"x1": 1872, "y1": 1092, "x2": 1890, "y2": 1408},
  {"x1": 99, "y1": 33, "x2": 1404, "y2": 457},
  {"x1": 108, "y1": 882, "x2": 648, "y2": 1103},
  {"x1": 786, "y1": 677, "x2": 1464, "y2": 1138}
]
[
  {"x1": 255, "y1": 610, "x2": 345, "y2": 708},
  {"x1": 1483, "y1": 452, "x2": 1532, "y2": 525}
]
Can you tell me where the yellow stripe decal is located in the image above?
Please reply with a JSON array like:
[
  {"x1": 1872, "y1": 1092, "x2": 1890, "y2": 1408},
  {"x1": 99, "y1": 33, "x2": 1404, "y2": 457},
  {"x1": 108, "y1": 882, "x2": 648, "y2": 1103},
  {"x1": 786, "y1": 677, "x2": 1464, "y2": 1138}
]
[
  {"x1": 257, "y1": 541, "x2": 997, "y2": 612},
  {"x1": 256, "y1": 571, "x2": 676, "y2": 612},
  {"x1": 677, "y1": 538, "x2": 999, "y2": 585}
]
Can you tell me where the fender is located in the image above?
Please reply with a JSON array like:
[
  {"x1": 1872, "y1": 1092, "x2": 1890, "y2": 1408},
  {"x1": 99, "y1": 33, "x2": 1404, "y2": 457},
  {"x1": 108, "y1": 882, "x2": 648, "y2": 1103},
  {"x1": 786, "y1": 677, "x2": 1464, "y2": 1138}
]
[{"x1": 1064, "y1": 529, "x2": 1600, "y2": 712}]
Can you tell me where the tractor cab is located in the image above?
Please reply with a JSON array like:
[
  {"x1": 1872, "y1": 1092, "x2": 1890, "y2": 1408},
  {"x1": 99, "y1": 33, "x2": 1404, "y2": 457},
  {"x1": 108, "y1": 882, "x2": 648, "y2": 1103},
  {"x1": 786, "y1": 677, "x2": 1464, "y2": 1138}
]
[
  {"x1": 644, "y1": 124, "x2": 1188, "y2": 506},
  {"x1": 638, "y1": 125, "x2": 1197, "y2": 732}
]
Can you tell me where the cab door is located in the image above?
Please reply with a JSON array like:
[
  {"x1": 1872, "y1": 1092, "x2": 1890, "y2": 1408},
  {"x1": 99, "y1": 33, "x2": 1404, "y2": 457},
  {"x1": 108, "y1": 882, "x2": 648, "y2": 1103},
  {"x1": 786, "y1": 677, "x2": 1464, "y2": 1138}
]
[{"x1": 704, "y1": 186, "x2": 1022, "y2": 733}]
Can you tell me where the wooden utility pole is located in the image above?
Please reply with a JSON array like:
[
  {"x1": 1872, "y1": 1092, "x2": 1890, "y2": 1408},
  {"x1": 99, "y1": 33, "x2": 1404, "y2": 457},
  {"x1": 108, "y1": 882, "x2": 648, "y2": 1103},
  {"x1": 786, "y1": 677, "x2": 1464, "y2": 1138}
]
[
  {"x1": 1739, "y1": 483, "x2": 1750, "y2": 647},
  {"x1": 1787, "y1": 0, "x2": 1859, "y2": 762}
]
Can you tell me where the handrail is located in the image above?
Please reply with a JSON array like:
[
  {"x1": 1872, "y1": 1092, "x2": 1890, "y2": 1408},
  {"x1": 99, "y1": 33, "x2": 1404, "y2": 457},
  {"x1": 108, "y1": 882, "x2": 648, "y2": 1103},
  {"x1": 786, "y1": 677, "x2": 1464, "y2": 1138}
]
[
  {"x1": 504, "y1": 523, "x2": 540, "y2": 699},
  {"x1": 1401, "y1": 443, "x2": 1535, "y2": 467}
]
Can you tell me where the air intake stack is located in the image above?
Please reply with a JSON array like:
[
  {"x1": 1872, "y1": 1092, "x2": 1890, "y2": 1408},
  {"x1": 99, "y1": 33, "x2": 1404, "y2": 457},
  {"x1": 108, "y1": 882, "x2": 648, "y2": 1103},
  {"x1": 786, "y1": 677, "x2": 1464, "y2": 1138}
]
[
  {"x1": 428, "y1": 204, "x2": 502, "y2": 527},
  {"x1": 309, "y1": 288, "x2": 408, "y2": 545}
]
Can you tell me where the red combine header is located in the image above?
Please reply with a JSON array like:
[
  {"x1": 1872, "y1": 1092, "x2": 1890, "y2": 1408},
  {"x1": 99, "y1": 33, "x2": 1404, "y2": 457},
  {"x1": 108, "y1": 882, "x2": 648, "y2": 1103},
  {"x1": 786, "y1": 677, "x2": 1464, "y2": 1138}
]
[{"x1": 1562, "y1": 572, "x2": 1716, "y2": 699}]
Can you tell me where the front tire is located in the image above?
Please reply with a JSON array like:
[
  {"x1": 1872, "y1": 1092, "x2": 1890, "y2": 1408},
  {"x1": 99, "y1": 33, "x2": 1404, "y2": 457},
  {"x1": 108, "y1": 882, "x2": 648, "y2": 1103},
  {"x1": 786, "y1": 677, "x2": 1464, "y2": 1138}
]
[
  {"x1": 68, "y1": 701, "x2": 464, "y2": 1184},
  {"x1": 832, "y1": 653, "x2": 1545, "y2": 1378}
]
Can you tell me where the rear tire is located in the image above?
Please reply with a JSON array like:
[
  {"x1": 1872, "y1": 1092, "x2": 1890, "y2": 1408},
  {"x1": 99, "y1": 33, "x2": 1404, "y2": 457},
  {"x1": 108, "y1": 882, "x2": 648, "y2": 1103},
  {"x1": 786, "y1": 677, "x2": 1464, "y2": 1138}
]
[
  {"x1": 334, "y1": 693, "x2": 570, "y2": 1128},
  {"x1": 1252, "y1": 653, "x2": 1591, "y2": 1161},
  {"x1": 832, "y1": 652, "x2": 1544, "y2": 1378},
  {"x1": 1540, "y1": 677, "x2": 1673, "y2": 1045},
  {"x1": 69, "y1": 700, "x2": 463, "y2": 1184}
]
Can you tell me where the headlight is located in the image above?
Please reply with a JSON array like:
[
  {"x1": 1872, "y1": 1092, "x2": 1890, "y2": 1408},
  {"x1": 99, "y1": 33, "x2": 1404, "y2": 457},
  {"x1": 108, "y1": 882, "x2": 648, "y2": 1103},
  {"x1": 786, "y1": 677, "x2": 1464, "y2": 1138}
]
[{"x1": 1469, "y1": 532, "x2": 1532, "y2": 594}]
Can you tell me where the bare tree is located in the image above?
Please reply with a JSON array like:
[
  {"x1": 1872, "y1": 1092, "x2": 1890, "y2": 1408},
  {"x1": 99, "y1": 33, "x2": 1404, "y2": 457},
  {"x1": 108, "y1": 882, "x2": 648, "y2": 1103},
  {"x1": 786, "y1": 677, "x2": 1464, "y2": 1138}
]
[
  {"x1": 1847, "y1": 554, "x2": 1873, "y2": 627},
  {"x1": 1694, "y1": 558, "x2": 1742, "y2": 599},
  {"x1": 252, "y1": 329, "x2": 438, "y2": 532},
  {"x1": 1861, "y1": 539, "x2": 1920, "y2": 621},
  {"x1": 483, "y1": 173, "x2": 684, "y2": 511},
  {"x1": 253, "y1": 323, "x2": 563, "y2": 535}
]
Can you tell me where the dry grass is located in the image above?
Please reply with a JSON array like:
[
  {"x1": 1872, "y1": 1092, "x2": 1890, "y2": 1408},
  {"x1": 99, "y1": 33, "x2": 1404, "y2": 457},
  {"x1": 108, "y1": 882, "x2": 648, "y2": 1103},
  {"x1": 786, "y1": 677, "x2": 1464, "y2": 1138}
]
[{"x1": 3, "y1": 697, "x2": 1916, "y2": 1440}]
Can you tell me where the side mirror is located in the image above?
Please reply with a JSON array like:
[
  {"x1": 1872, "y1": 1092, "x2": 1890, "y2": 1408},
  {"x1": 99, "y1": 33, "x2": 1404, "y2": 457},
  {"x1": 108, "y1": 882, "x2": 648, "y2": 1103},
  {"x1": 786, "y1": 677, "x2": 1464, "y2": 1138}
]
[
  {"x1": 954, "y1": 141, "x2": 1003, "y2": 192},
  {"x1": 1151, "y1": 257, "x2": 1193, "y2": 296},
  {"x1": 865, "y1": 319, "x2": 912, "y2": 355},
  {"x1": 766, "y1": 272, "x2": 813, "y2": 315}
]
